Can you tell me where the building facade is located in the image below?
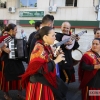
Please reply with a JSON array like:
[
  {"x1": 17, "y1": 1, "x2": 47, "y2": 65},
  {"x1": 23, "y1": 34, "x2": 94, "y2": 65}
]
[{"x1": 0, "y1": 0, "x2": 99, "y2": 53}]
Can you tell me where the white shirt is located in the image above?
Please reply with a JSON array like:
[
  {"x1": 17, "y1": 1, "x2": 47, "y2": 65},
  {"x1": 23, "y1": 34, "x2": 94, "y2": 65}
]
[{"x1": 20, "y1": 32, "x2": 27, "y2": 40}]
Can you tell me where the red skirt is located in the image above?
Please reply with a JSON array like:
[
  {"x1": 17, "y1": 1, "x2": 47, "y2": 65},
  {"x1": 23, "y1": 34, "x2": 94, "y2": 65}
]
[
  {"x1": 26, "y1": 82, "x2": 55, "y2": 100},
  {"x1": 82, "y1": 87, "x2": 100, "y2": 100},
  {"x1": 2, "y1": 77, "x2": 22, "y2": 92},
  {"x1": 1, "y1": 61, "x2": 23, "y2": 92}
]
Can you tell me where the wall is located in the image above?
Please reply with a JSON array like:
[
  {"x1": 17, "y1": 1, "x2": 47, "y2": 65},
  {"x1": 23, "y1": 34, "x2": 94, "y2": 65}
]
[{"x1": 0, "y1": 0, "x2": 98, "y2": 20}]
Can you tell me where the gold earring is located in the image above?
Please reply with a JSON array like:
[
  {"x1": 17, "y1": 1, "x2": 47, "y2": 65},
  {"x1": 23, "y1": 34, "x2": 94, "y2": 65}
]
[{"x1": 44, "y1": 42, "x2": 48, "y2": 46}]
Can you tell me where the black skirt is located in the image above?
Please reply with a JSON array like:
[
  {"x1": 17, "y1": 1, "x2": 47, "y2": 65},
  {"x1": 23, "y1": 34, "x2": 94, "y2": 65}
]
[{"x1": 3, "y1": 59, "x2": 25, "y2": 81}]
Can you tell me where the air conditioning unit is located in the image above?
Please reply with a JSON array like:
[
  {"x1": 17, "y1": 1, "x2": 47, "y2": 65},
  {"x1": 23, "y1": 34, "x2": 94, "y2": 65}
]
[
  {"x1": 49, "y1": 6, "x2": 57, "y2": 13},
  {"x1": 8, "y1": 7, "x2": 16, "y2": 13},
  {"x1": 95, "y1": 5, "x2": 99, "y2": 13}
]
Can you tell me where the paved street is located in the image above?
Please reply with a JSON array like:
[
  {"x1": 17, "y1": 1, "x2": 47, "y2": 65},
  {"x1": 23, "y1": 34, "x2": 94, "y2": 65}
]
[{"x1": 0, "y1": 62, "x2": 82, "y2": 100}]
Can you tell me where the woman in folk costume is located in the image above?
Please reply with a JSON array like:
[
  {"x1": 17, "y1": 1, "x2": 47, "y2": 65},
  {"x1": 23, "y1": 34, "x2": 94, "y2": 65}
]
[
  {"x1": 78, "y1": 38, "x2": 100, "y2": 100},
  {"x1": 0, "y1": 23, "x2": 25, "y2": 100},
  {"x1": 21, "y1": 26, "x2": 68, "y2": 100}
]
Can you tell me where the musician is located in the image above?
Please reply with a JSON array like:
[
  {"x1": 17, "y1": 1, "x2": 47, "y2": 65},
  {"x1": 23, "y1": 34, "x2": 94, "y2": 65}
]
[
  {"x1": 27, "y1": 21, "x2": 41, "y2": 62},
  {"x1": 56, "y1": 22, "x2": 80, "y2": 83},
  {"x1": 78, "y1": 38, "x2": 100, "y2": 100},
  {"x1": 0, "y1": 23, "x2": 25, "y2": 100},
  {"x1": 29, "y1": 14, "x2": 54, "y2": 61},
  {"x1": 21, "y1": 26, "x2": 68, "y2": 100}
]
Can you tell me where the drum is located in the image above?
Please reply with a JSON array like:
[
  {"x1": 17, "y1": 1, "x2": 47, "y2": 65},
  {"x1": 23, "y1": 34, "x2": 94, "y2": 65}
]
[{"x1": 72, "y1": 49, "x2": 83, "y2": 66}]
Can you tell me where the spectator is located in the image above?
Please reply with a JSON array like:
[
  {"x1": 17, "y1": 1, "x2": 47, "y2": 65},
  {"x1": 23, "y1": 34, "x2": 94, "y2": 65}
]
[{"x1": 20, "y1": 29, "x2": 27, "y2": 40}]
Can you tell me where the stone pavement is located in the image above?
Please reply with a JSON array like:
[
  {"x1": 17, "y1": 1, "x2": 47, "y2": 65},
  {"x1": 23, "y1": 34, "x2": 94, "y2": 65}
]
[
  {"x1": 67, "y1": 80, "x2": 82, "y2": 100},
  {"x1": 0, "y1": 90, "x2": 25, "y2": 100},
  {"x1": 66, "y1": 63, "x2": 82, "y2": 100}
]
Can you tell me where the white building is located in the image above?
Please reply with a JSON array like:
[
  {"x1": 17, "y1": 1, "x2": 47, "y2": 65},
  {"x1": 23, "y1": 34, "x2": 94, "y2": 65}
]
[{"x1": 0, "y1": 0, "x2": 99, "y2": 53}]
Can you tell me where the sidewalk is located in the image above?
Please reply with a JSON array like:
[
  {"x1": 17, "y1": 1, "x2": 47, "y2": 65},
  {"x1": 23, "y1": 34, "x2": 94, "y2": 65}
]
[
  {"x1": 67, "y1": 80, "x2": 82, "y2": 100},
  {"x1": 0, "y1": 90, "x2": 25, "y2": 100}
]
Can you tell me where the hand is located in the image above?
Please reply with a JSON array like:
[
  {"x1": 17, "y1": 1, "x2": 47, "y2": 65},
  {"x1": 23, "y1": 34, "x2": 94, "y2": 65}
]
[
  {"x1": 51, "y1": 46, "x2": 64, "y2": 57},
  {"x1": 54, "y1": 54, "x2": 65, "y2": 64},
  {"x1": 56, "y1": 48, "x2": 64, "y2": 56},
  {"x1": 65, "y1": 40, "x2": 73, "y2": 45},
  {"x1": 94, "y1": 64, "x2": 100, "y2": 70},
  {"x1": 75, "y1": 35, "x2": 80, "y2": 41},
  {"x1": 97, "y1": 58, "x2": 100, "y2": 62},
  {"x1": 0, "y1": 48, "x2": 2, "y2": 55}
]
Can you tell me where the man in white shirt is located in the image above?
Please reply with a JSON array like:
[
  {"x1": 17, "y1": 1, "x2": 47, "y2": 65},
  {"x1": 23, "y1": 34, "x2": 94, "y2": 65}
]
[{"x1": 20, "y1": 29, "x2": 27, "y2": 40}]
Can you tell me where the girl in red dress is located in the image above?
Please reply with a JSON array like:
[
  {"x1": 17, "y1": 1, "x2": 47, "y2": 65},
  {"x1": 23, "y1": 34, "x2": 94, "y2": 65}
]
[{"x1": 21, "y1": 26, "x2": 68, "y2": 100}]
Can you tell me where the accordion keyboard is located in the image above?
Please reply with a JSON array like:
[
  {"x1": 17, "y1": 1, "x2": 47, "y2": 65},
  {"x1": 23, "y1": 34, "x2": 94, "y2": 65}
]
[{"x1": 9, "y1": 39, "x2": 15, "y2": 59}]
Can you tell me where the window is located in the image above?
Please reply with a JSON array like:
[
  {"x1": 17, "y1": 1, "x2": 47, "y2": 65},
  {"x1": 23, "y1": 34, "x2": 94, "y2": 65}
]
[
  {"x1": 0, "y1": 0, "x2": 7, "y2": 8},
  {"x1": 65, "y1": 0, "x2": 77, "y2": 7},
  {"x1": 50, "y1": 0, "x2": 77, "y2": 7},
  {"x1": 20, "y1": 0, "x2": 37, "y2": 7}
]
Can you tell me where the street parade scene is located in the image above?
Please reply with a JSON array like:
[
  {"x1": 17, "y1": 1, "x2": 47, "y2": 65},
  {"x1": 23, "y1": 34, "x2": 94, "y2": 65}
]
[{"x1": 0, "y1": 0, "x2": 100, "y2": 100}]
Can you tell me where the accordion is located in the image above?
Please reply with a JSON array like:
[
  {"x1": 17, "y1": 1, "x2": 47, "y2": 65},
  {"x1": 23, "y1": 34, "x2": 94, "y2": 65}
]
[{"x1": 9, "y1": 38, "x2": 28, "y2": 59}]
